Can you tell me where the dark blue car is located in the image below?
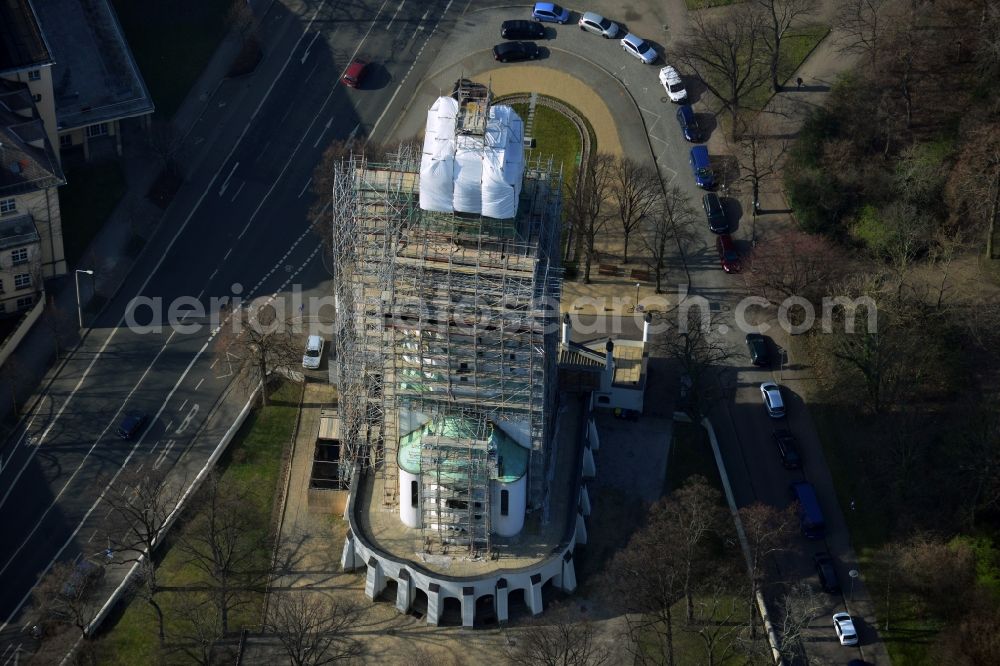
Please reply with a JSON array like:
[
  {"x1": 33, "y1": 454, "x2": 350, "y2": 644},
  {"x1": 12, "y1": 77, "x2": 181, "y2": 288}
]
[
  {"x1": 532, "y1": 2, "x2": 570, "y2": 23},
  {"x1": 676, "y1": 105, "x2": 702, "y2": 142},
  {"x1": 689, "y1": 145, "x2": 715, "y2": 189}
]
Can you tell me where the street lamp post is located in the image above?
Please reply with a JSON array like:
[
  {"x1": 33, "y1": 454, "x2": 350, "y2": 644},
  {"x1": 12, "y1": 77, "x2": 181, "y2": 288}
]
[
  {"x1": 635, "y1": 282, "x2": 641, "y2": 308},
  {"x1": 75, "y1": 269, "x2": 94, "y2": 328},
  {"x1": 849, "y1": 568, "x2": 860, "y2": 602}
]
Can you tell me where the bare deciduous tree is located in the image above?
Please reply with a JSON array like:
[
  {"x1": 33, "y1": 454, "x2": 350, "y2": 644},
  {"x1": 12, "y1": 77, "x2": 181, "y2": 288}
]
[
  {"x1": 667, "y1": 476, "x2": 726, "y2": 622},
  {"x1": 751, "y1": 0, "x2": 817, "y2": 92},
  {"x1": 599, "y1": 498, "x2": 689, "y2": 666},
  {"x1": 738, "y1": 503, "x2": 796, "y2": 638},
  {"x1": 945, "y1": 121, "x2": 1000, "y2": 258},
  {"x1": 177, "y1": 472, "x2": 269, "y2": 635},
  {"x1": 654, "y1": 309, "x2": 736, "y2": 418},
  {"x1": 0, "y1": 355, "x2": 24, "y2": 418},
  {"x1": 835, "y1": 0, "x2": 892, "y2": 71},
  {"x1": 741, "y1": 231, "x2": 844, "y2": 306},
  {"x1": 267, "y1": 591, "x2": 361, "y2": 665},
  {"x1": 681, "y1": 577, "x2": 745, "y2": 666},
  {"x1": 169, "y1": 592, "x2": 224, "y2": 666},
  {"x1": 103, "y1": 466, "x2": 182, "y2": 643},
  {"x1": 565, "y1": 153, "x2": 616, "y2": 283},
  {"x1": 676, "y1": 8, "x2": 769, "y2": 134},
  {"x1": 32, "y1": 560, "x2": 103, "y2": 645},
  {"x1": 40, "y1": 302, "x2": 76, "y2": 359},
  {"x1": 506, "y1": 610, "x2": 611, "y2": 666},
  {"x1": 899, "y1": 534, "x2": 977, "y2": 622},
  {"x1": 227, "y1": 0, "x2": 260, "y2": 41},
  {"x1": 610, "y1": 157, "x2": 662, "y2": 263},
  {"x1": 641, "y1": 184, "x2": 697, "y2": 293},
  {"x1": 146, "y1": 119, "x2": 183, "y2": 178},
  {"x1": 729, "y1": 112, "x2": 787, "y2": 228},
  {"x1": 218, "y1": 301, "x2": 300, "y2": 407},
  {"x1": 773, "y1": 583, "x2": 823, "y2": 662}
]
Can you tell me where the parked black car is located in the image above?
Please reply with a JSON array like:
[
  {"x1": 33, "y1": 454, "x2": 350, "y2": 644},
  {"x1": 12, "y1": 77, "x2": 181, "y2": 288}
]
[
  {"x1": 492, "y1": 41, "x2": 540, "y2": 62},
  {"x1": 745, "y1": 333, "x2": 769, "y2": 366},
  {"x1": 813, "y1": 552, "x2": 841, "y2": 593},
  {"x1": 116, "y1": 412, "x2": 148, "y2": 440},
  {"x1": 676, "y1": 104, "x2": 702, "y2": 142},
  {"x1": 773, "y1": 429, "x2": 802, "y2": 469},
  {"x1": 703, "y1": 192, "x2": 728, "y2": 233},
  {"x1": 501, "y1": 19, "x2": 546, "y2": 39}
]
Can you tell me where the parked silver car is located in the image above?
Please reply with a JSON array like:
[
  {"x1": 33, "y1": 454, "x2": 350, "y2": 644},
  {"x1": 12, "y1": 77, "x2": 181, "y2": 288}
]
[{"x1": 578, "y1": 11, "x2": 619, "y2": 38}]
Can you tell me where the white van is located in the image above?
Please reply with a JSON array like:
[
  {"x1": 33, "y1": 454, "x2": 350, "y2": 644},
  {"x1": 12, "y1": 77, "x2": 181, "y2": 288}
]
[{"x1": 302, "y1": 335, "x2": 324, "y2": 369}]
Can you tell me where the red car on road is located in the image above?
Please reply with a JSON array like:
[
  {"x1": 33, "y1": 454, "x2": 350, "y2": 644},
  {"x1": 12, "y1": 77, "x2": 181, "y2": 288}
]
[
  {"x1": 716, "y1": 234, "x2": 740, "y2": 273},
  {"x1": 341, "y1": 59, "x2": 368, "y2": 88}
]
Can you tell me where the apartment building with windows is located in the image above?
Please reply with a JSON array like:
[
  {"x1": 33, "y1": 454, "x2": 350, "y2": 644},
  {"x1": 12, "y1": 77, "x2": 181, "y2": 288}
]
[
  {"x1": 0, "y1": 81, "x2": 65, "y2": 306},
  {"x1": 0, "y1": 0, "x2": 154, "y2": 164}
]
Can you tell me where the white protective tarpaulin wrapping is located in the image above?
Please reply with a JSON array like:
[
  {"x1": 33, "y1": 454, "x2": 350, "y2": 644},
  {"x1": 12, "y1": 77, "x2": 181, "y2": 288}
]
[
  {"x1": 481, "y1": 105, "x2": 524, "y2": 220},
  {"x1": 453, "y1": 134, "x2": 483, "y2": 214},
  {"x1": 418, "y1": 97, "x2": 525, "y2": 219},
  {"x1": 419, "y1": 96, "x2": 459, "y2": 213}
]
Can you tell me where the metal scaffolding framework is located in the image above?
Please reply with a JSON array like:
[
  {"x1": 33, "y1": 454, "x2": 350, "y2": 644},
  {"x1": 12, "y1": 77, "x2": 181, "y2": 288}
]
[
  {"x1": 418, "y1": 417, "x2": 494, "y2": 554},
  {"x1": 331, "y1": 121, "x2": 562, "y2": 552}
]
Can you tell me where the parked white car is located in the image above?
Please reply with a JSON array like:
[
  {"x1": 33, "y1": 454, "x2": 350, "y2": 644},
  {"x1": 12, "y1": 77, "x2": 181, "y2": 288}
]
[
  {"x1": 833, "y1": 612, "x2": 859, "y2": 646},
  {"x1": 302, "y1": 335, "x2": 324, "y2": 369},
  {"x1": 620, "y1": 33, "x2": 657, "y2": 64},
  {"x1": 659, "y1": 65, "x2": 687, "y2": 102}
]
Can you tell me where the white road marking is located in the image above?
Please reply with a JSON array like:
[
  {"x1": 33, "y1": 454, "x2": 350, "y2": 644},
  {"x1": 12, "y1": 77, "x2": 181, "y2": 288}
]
[
  {"x1": 304, "y1": 59, "x2": 321, "y2": 85},
  {"x1": 0, "y1": 338, "x2": 212, "y2": 633},
  {"x1": 175, "y1": 404, "x2": 200, "y2": 436},
  {"x1": 312, "y1": 117, "x2": 334, "y2": 148},
  {"x1": 178, "y1": 399, "x2": 188, "y2": 413},
  {"x1": 230, "y1": 181, "x2": 246, "y2": 202},
  {"x1": 218, "y1": 161, "x2": 240, "y2": 196},
  {"x1": 195, "y1": 378, "x2": 205, "y2": 391},
  {"x1": 298, "y1": 176, "x2": 313, "y2": 198},
  {"x1": 300, "y1": 31, "x2": 321, "y2": 64},
  {"x1": 370, "y1": 0, "x2": 453, "y2": 142},
  {"x1": 153, "y1": 440, "x2": 175, "y2": 471},
  {"x1": 386, "y1": 0, "x2": 406, "y2": 30},
  {"x1": 0, "y1": 0, "x2": 334, "y2": 635},
  {"x1": 0, "y1": 328, "x2": 176, "y2": 514}
]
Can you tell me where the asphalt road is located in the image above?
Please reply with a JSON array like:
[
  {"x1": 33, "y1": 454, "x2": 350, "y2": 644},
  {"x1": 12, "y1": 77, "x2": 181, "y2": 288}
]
[
  {"x1": 0, "y1": 0, "x2": 878, "y2": 663},
  {"x1": 0, "y1": 0, "x2": 465, "y2": 654}
]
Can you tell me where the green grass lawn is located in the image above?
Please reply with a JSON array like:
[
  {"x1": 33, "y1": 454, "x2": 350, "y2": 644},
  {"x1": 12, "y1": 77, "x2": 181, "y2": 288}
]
[
  {"x1": 510, "y1": 102, "x2": 583, "y2": 189},
  {"x1": 59, "y1": 162, "x2": 127, "y2": 267},
  {"x1": 96, "y1": 381, "x2": 301, "y2": 664},
  {"x1": 665, "y1": 422, "x2": 725, "y2": 495},
  {"x1": 745, "y1": 25, "x2": 831, "y2": 110},
  {"x1": 111, "y1": 0, "x2": 232, "y2": 119}
]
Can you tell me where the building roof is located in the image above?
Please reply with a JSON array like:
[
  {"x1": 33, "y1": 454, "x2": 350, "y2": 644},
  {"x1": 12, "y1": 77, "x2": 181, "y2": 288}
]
[
  {"x1": 0, "y1": 82, "x2": 65, "y2": 195},
  {"x1": 317, "y1": 409, "x2": 340, "y2": 441},
  {"x1": 31, "y1": 0, "x2": 153, "y2": 131},
  {"x1": 0, "y1": 212, "x2": 40, "y2": 250},
  {"x1": 0, "y1": 0, "x2": 52, "y2": 75},
  {"x1": 397, "y1": 415, "x2": 529, "y2": 483}
]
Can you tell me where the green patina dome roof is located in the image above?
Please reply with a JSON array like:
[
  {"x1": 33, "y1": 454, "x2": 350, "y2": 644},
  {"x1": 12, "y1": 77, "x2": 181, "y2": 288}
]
[{"x1": 397, "y1": 416, "x2": 528, "y2": 483}]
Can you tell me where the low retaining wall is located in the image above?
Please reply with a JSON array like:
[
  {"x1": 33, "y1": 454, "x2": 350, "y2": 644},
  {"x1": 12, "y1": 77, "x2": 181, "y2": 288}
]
[{"x1": 341, "y1": 399, "x2": 597, "y2": 627}]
